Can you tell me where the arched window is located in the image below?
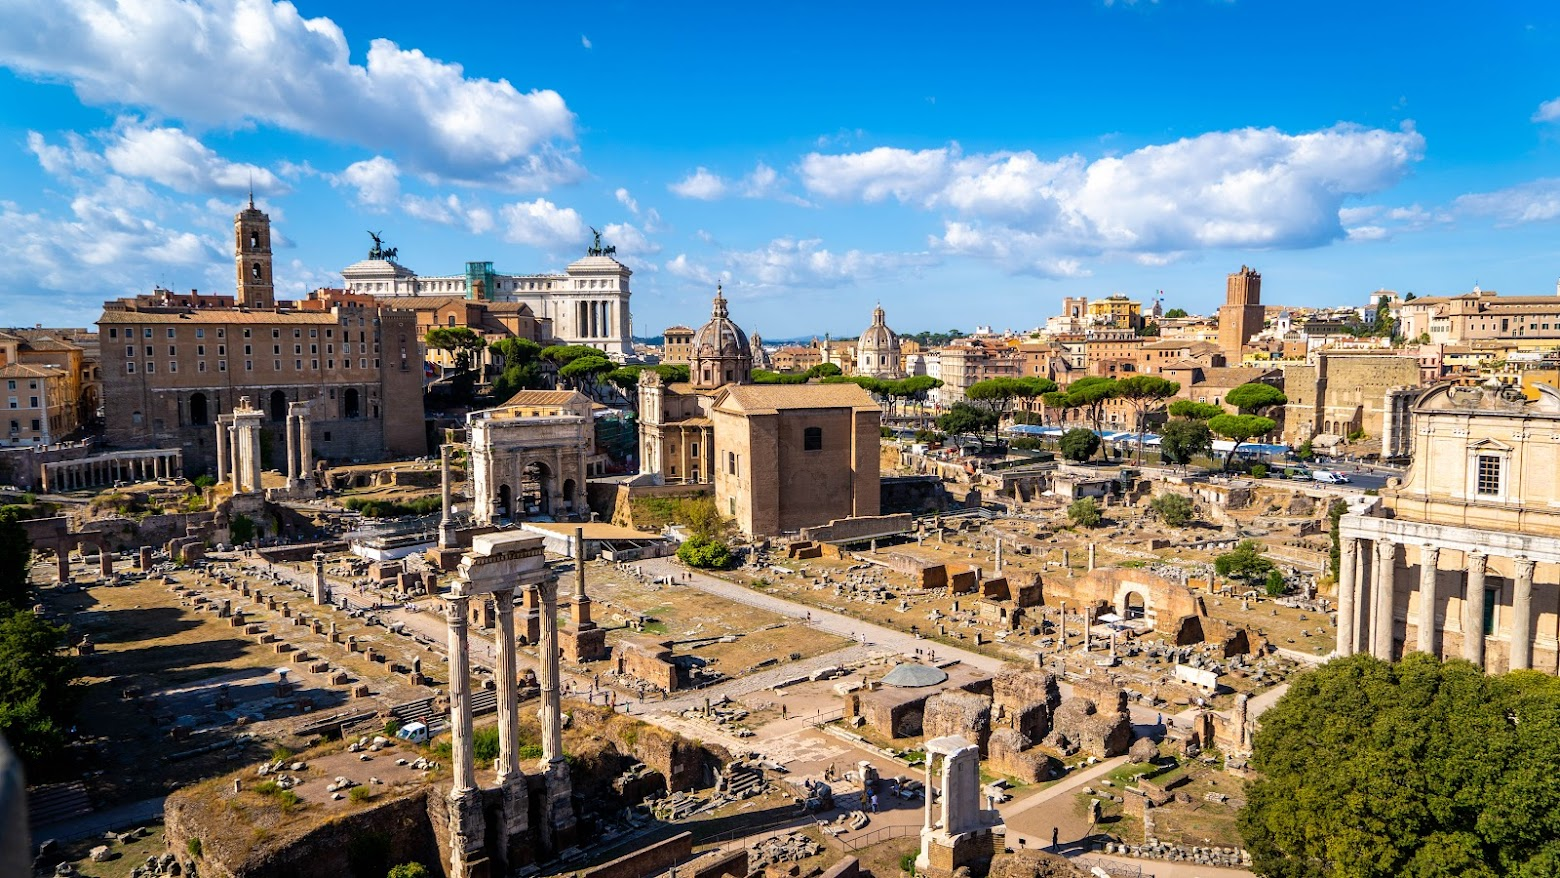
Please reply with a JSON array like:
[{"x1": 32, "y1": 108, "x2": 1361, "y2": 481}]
[
  {"x1": 448, "y1": 315, "x2": 456, "y2": 327},
  {"x1": 269, "y1": 390, "x2": 287, "y2": 422},
  {"x1": 344, "y1": 388, "x2": 361, "y2": 419},
  {"x1": 251, "y1": 262, "x2": 262, "y2": 279},
  {"x1": 249, "y1": 231, "x2": 259, "y2": 249},
  {"x1": 804, "y1": 427, "x2": 823, "y2": 451}
]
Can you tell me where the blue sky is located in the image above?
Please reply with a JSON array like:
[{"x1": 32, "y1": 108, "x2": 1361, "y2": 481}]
[{"x1": 2, "y1": 0, "x2": 1559, "y2": 338}]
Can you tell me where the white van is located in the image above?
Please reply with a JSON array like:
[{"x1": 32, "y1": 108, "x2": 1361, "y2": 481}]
[
  {"x1": 394, "y1": 721, "x2": 429, "y2": 744},
  {"x1": 1312, "y1": 471, "x2": 1351, "y2": 484}
]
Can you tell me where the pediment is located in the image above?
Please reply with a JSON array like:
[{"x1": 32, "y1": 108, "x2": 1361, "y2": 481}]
[{"x1": 1467, "y1": 437, "x2": 1512, "y2": 452}]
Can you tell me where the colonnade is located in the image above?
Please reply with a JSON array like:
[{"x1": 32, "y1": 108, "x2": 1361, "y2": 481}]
[
  {"x1": 217, "y1": 399, "x2": 264, "y2": 495},
  {"x1": 43, "y1": 450, "x2": 182, "y2": 491},
  {"x1": 576, "y1": 299, "x2": 619, "y2": 340},
  {"x1": 284, "y1": 401, "x2": 314, "y2": 491},
  {"x1": 1336, "y1": 524, "x2": 1548, "y2": 672}
]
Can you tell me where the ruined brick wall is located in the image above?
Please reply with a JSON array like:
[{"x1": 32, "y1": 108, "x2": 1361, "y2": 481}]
[
  {"x1": 987, "y1": 729, "x2": 1051, "y2": 784},
  {"x1": 798, "y1": 512, "x2": 912, "y2": 543},
  {"x1": 582, "y1": 832, "x2": 694, "y2": 878},
  {"x1": 923, "y1": 689, "x2": 992, "y2": 753},
  {"x1": 992, "y1": 668, "x2": 1060, "y2": 743},
  {"x1": 615, "y1": 640, "x2": 678, "y2": 692}
]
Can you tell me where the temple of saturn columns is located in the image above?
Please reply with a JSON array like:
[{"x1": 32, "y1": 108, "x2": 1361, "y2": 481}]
[{"x1": 446, "y1": 532, "x2": 577, "y2": 877}]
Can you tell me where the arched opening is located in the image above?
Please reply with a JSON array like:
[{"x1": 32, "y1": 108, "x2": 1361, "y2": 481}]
[
  {"x1": 269, "y1": 390, "x2": 287, "y2": 422},
  {"x1": 189, "y1": 392, "x2": 209, "y2": 426},
  {"x1": 344, "y1": 388, "x2": 360, "y2": 419},
  {"x1": 562, "y1": 478, "x2": 577, "y2": 514},
  {"x1": 497, "y1": 484, "x2": 512, "y2": 520},
  {"x1": 521, "y1": 461, "x2": 552, "y2": 517},
  {"x1": 1123, "y1": 591, "x2": 1147, "y2": 621}
]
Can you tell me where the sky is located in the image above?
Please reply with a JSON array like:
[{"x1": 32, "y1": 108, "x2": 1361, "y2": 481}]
[{"x1": 2, "y1": 0, "x2": 1559, "y2": 339}]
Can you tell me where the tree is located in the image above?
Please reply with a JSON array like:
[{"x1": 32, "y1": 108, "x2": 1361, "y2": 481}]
[
  {"x1": 490, "y1": 338, "x2": 546, "y2": 398},
  {"x1": 558, "y1": 355, "x2": 614, "y2": 396},
  {"x1": 606, "y1": 367, "x2": 642, "y2": 393},
  {"x1": 1062, "y1": 377, "x2": 1117, "y2": 458},
  {"x1": 1059, "y1": 428, "x2": 1100, "y2": 462},
  {"x1": 936, "y1": 403, "x2": 999, "y2": 445},
  {"x1": 1164, "y1": 308, "x2": 1189, "y2": 319},
  {"x1": 654, "y1": 363, "x2": 690, "y2": 384},
  {"x1": 1149, "y1": 493, "x2": 1194, "y2": 527},
  {"x1": 1239, "y1": 653, "x2": 1560, "y2": 878},
  {"x1": 0, "y1": 609, "x2": 79, "y2": 770},
  {"x1": 1115, "y1": 375, "x2": 1180, "y2": 463},
  {"x1": 1041, "y1": 390, "x2": 1080, "y2": 427},
  {"x1": 1209, "y1": 413, "x2": 1278, "y2": 469},
  {"x1": 1327, "y1": 498, "x2": 1348, "y2": 582},
  {"x1": 1159, "y1": 418, "x2": 1212, "y2": 467},
  {"x1": 1264, "y1": 569, "x2": 1286, "y2": 597},
  {"x1": 806, "y1": 363, "x2": 842, "y2": 379},
  {"x1": 1214, "y1": 539, "x2": 1275, "y2": 584},
  {"x1": 1067, "y1": 497, "x2": 1102, "y2": 528},
  {"x1": 424, "y1": 327, "x2": 486, "y2": 373},
  {"x1": 388, "y1": 864, "x2": 432, "y2": 878},
  {"x1": 0, "y1": 507, "x2": 32, "y2": 611},
  {"x1": 966, "y1": 376, "x2": 1057, "y2": 423},
  {"x1": 1226, "y1": 382, "x2": 1288, "y2": 415},
  {"x1": 1168, "y1": 400, "x2": 1224, "y2": 421},
  {"x1": 677, "y1": 535, "x2": 735, "y2": 569}
]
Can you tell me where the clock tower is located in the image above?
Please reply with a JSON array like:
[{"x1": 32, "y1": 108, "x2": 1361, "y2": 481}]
[{"x1": 234, "y1": 193, "x2": 275, "y2": 308}]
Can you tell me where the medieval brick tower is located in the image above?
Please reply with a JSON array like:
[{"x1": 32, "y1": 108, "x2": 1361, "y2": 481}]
[
  {"x1": 1217, "y1": 265, "x2": 1263, "y2": 362},
  {"x1": 234, "y1": 194, "x2": 275, "y2": 308}
]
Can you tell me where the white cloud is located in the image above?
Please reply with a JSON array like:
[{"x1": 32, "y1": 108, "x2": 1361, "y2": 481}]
[
  {"x1": 0, "y1": 0, "x2": 579, "y2": 189},
  {"x1": 670, "y1": 237, "x2": 935, "y2": 293},
  {"x1": 581, "y1": 34, "x2": 592, "y2": 49},
  {"x1": 799, "y1": 124, "x2": 1425, "y2": 267},
  {"x1": 500, "y1": 198, "x2": 586, "y2": 248},
  {"x1": 1455, "y1": 179, "x2": 1560, "y2": 225},
  {"x1": 26, "y1": 131, "x2": 102, "y2": 176},
  {"x1": 1345, "y1": 225, "x2": 1389, "y2": 242},
  {"x1": 615, "y1": 187, "x2": 639, "y2": 214},
  {"x1": 1533, "y1": 98, "x2": 1560, "y2": 123},
  {"x1": 102, "y1": 122, "x2": 283, "y2": 195},
  {"x1": 601, "y1": 222, "x2": 660, "y2": 257},
  {"x1": 669, "y1": 168, "x2": 730, "y2": 200},
  {"x1": 334, "y1": 156, "x2": 401, "y2": 208}
]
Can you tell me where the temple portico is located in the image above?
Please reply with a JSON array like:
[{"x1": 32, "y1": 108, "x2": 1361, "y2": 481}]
[{"x1": 42, "y1": 449, "x2": 183, "y2": 492}]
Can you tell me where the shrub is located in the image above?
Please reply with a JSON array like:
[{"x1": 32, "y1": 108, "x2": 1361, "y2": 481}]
[
  {"x1": 388, "y1": 865, "x2": 432, "y2": 878},
  {"x1": 1059, "y1": 428, "x2": 1101, "y2": 462},
  {"x1": 1250, "y1": 464, "x2": 1268, "y2": 479},
  {"x1": 1265, "y1": 569, "x2": 1286, "y2": 597},
  {"x1": 677, "y1": 535, "x2": 735, "y2": 569},
  {"x1": 348, "y1": 785, "x2": 372, "y2": 803},
  {"x1": 187, "y1": 838, "x2": 203, "y2": 859},
  {"x1": 1067, "y1": 497, "x2": 1102, "y2": 528},
  {"x1": 1149, "y1": 493, "x2": 1194, "y2": 527}
]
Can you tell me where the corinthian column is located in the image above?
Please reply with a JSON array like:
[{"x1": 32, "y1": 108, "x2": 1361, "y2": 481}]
[
  {"x1": 1417, "y1": 545, "x2": 1440, "y2": 656},
  {"x1": 446, "y1": 595, "x2": 476, "y2": 793},
  {"x1": 1336, "y1": 537, "x2": 1358, "y2": 657},
  {"x1": 1464, "y1": 552, "x2": 1487, "y2": 668},
  {"x1": 494, "y1": 588, "x2": 520, "y2": 784},
  {"x1": 538, "y1": 577, "x2": 563, "y2": 768},
  {"x1": 1511, "y1": 557, "x2": 1535, "y2": 671},
  {"x1": 1373, "y1": 540, "x2": 1397, "y2": 660}
]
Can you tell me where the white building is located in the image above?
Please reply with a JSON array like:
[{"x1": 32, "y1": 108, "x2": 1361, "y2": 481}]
[{"x1": 341, "y1": 239, "x2": 634, "y2": 358}]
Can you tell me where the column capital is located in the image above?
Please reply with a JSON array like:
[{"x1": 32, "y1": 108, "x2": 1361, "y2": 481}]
[
  {"x1": 1375, "y1": 539, "x2": 1396, "y2": 561},
  {"x1": 1514, "y1": 556, "x2": 1536, "y2": 578},
  {"x1": 1421, "y1": 544, "x2": 1440, "y2": 564},
  {"x1": 1467, "y1": 550, "x2": 1488, "y2": 572}
]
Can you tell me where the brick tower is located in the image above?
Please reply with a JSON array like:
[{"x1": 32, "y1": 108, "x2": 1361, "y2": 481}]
[
  {"x1": 1217, "y1": 265, "x2": 1263, "y2": 362},
  {"x1": 234, "y1": 193, "x2": 275, "y2": 309}
]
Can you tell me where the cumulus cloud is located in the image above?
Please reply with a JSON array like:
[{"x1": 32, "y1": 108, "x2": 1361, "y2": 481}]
[
  {"x1": 334, "y1": 156, "x2": 402, "y2": 208},
  {"x1": 1455, "y1": 179, "x2": 1560, "y2": 225},
  {"x1": 1337, "y1": 202, "x2": 1448, "y2": 241},
  {"x1": 500, "y1": 198, "x2": 587, "y2": 248},
  {"x1": 799, "y1": 124, "x2": 1425, "y2": 267},
  {"x1": 0, "y1": 0, "x2": 579, "y2": 189},
  {"x1": 26, "y1": 131, "x2": 103, "y2": 176},
  {"x1": 669, "y1": 238, "x2": 934, "y2": 293},
  {"x1": 615, "y1": 187, "x2": 639, "y2": 214},
  {"x1": 601, "y1": 222, "x2": 659, "y2": 257},
  {"x1": 668, "y1": 168, "x2": 729, "y2": 200},
  {"x1": 102, "y1": 123, "x2": 283, "y2": 195},
  {"x1": 668, "y1": 162, "x2": 809, "y2": 204},
  {"x1": 1533, "y1": 98, "x2": 1560, "y2": 123}
]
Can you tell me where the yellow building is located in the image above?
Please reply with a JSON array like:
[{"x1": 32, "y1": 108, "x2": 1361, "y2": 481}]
[{"x1": 1086, "y1": 294, "x2": 1143, "y2": 331}]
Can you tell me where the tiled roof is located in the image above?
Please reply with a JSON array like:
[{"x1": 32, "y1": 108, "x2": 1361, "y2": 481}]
[
  {"x1": 0, "y1": 363, "x2": 61, "y2": 378},
  {"x1": 98, "y1": 310, "x2": 343, "y2": 325},
  {"x1": 716, "y1": 382, "x2": 879, "y2": 413},
  {"x1": 499, "y1": 390, "x2": 592, "y2": 407}
]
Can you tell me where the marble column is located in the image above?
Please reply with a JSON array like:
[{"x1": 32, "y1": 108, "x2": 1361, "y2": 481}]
[
  {"x1": 494, "y1": 589, "x2": 520, "y2": 783},
  {"x1": 538, "y1": 578, "x2": 563, "y2": 768},
  {"x1": 1372, "y1": 540, "x2": 1397, "y2": 660},
  {"x1": 229, "y1": 426, "x2": 242, "y2": 492},
  {"x1": 99, "y1": 545, "x2": 112, "y2": 578},
  {"x1": 439, "y1": 444, "x2": 455, "y2": 550},
  {"x1": 1417, "y1": 546, "x2": 1440, "y2": 655},
  {"x1": 446, "y1": 595, "x2": 476, "y2": 793},
  {"x1": 1336, "y1": 537, "x2": 1358, "y2": 656},
  {"x1": 311, "y1": 553, "x2": 327, "y2": 605},
  {"x1": 1464, "y1": 552, "x2": 1487, "y2": 668},
  {"x1": 249, "y1": 425, "x2": 263, "y2": 493},
  {"x1": 297, "y1": 409, "x2": 313, "y2": 485},
  {"x1": 1087, "y1": 542, "x2": 1096, "y2": 571},
  {"x1": 1511, "y1": 557, "x2": 1535, "y2": 671},
  {"x1": 285, "y1": 414, "x2": 300, "y2": 487},
  {"x1": 56, "y1": 546, "x2": 69, "y2": 585}
]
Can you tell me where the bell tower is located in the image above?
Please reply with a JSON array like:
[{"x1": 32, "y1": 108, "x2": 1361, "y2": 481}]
[{"x1": 234, "y1": 193, "x2": 275, "y2": 309}]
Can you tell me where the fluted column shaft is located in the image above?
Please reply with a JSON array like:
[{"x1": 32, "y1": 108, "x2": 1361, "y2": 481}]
[
  {"x1": 447, "y1": 596, "x2": 476, "y2": 793},
  {"x1": 539, "y1": 579, "x2": 563, "y2": 768},
  {"x1": 1417, "y1": 546, "x2": 1440, "y2": 655},
  {"x1": 494, "y1": 589, "x2": 521, "y2": 784},
  {"x1": 1373, "y1": 540, "x2": 1397, "y2": 660},
  {"x1": 1464, "y1": 553, "x2": 1487, "y2": 668},
  {"x1": 1511, "y1": 557, "x2": 1535, "y2": 671},
  {"x1": 1337, "y1": 537, "x2": 1358, "y2": 656}
]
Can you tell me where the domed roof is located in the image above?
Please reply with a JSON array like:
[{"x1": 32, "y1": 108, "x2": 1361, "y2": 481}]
[
  {"x1": 880, "y1": 662, "x2": 948, "y2": 688},
  {"x1": 693, "y1": 285, "x2": 751, "y2": 359},
  {"x1": 858, "y1": 304, "x2": 899, "y2": 352}
]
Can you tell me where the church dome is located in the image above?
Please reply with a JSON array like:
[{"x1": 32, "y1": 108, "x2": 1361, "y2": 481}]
[
  {"x1": 690, "y1": 285, "x2": 753, "y2": 389},
  {"x1": 857, "y1": 304, "x2": 902, "y2": 378}
]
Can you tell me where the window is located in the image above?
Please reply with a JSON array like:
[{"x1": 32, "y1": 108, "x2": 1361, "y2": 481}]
[
  {"x1": 293, "y1": 329, "x2": 301, "y2": 338},
  {"x1": 168, "y1": 362, "x2": 176, "y2": 373},
  {"x1": 145, "y1": 346, "x2": 153, "y2": 356},
  {"x1": 1476, "y1": 455, "x2": 1502, "y2": 496},
  {"x1": 126, "y1": 362, "x2": 135, "y2": 374},
  {"x1": 804, "y1": 427, "x2": 823, "y2": 451},
  {"x1": 245, "y1": 345, "x2": 252, "y2": 355},
  {"x1": 167, "y1": 328, "x2": 175, "y2": 338},
  {"x1": 729, "y1": 496, "x2": 736, "y2": 515},
  {"x1": 219, "y1": 361, "x2": 227, "y2": 372},
  {"x1": 5, "y1": 398, "x2": 13, "y2": 409},
  {"x1": 690, "y1": 442, "x2": 699, "y2": 456},
  {"x1": 195, "y1": 328, "x2": 204, "y2": 338},
  {"x1": 218, "y1": 345, "x2": 225, "y2": 356},
  {"x1": 309, "y1": 329, "x2": 317, "y2": 338},
  {"x1": 1484, "y1": 587, "x2": 1498, "y2": 635},
  {"x1": 146, "y1": 362, "x2": 154, "y2": 373},
  {"x1": 728, "y1": 451, "x2": 737, "y2": 475},
  {"x1": 272, "y1": 329, "x2": 280, "y2": 338},
  {"x1": 109, "y1": 328, "x2": 117, "y2": 338},
  {"x1": 4, "y1": 381, "x2": 11, "y2": 391},
  {"x1": 143, "y1": 328, "x2": 152, "y2": 338},
  {"x1": 30, "y1": 419, "x2": 39, "y2": 432},
  {"x1": 244, "y1": 329, "x2": 252, "y2": 338}
]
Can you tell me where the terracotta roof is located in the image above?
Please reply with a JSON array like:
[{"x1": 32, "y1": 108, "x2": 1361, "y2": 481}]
[
  {"x1": 17, "y1": 336, "x2": 80, "y2": 352},
  {"x1": 662, "y1": 325, "x2": 693, "y2": 333},
  {"x1": 98, "y1": 310, "x2": 344, "y2": 325},
  {"x1": 715, "y1": 382, "x2": 880, "y2": 413},
  {"x1": 498, "y1": 389, "x2": 592, "y2": 407},
  {"x1": 0, "y1": 363, "x2": 62, "y2": 378}
]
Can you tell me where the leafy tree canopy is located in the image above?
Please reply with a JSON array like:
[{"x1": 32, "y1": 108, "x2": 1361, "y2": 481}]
[
  {"x1": 936, "y1": 403, "x2": 999, "y2": 441},
  {"x1": 0, "y1": 507, "x2": 32, "y2": 611},
  {"x1": 0, "y1": 609, "x2": 79, "y2": 770},
  {"x1": 1226, "y1": 382, "x2": 1288, "y2": 413},
  {"x1": 1067, "y1": 497, "x2": 1102, "y2": 528},
  {"x1": 806, "y1": 363, "x2": 843, "y2": 379},
  {"x1": 1059, "y1": 427, "x2": 1101, "y2": 462},
  {"x1": 489, "y1": 337, "x2": 541, "y2": 366},
  {"x1": 1149, "y1": 493, "x2": 1195, "y2": 526},
  {"x1": 677, "y1": 534, "x2": 736, "y2": 569},
  {"x1": 1214, "y1": 539, "x2": 1275, "y2": 582},
  {"x1": 1164, "y1": 308, "x2": 1189, "y2": 319},
  {"x1": 1240, "y1": 653, "x2": 1560, "y2": 878},
  {"x1": 540, "y1": 344, "x2": 607, "y2": 366},
  {"x1": 1160, "y1": 418, "x2": 1213, "y2": 466},
  {"x1": 1168, "y1": 400, "x2": 1224, "y2": 420}
]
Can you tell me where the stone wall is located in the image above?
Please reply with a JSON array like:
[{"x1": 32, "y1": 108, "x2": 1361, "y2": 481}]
[
  {"x1": 615, "y1": 637, "x2": 678, "y2": 692},
  {"x1": 581, "y1": 832, "x2": 694, "y2": 878},
  {"x1": 923, "y1": 690, "x2": 993, "y2": 753},
  {"x1": 992, "y1": 668, "x2": 1060, "y2": 743},
  {"x1": 0, "y1": 441, "x2": 96, "y2": 491},
  {"x1": 799, "y1": 513, "x2": 913, "y2": 543},
  {"x1": 880, "y1": 476, "x2": 951, "y2": 515}
]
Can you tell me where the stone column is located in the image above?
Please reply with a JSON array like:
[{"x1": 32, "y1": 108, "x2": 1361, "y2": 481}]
[
  {"x1": 995, "y1": 538, "x2": 1003, "y2": 575},
  {"x1": 1087, "y1": 542, "x2": 1096, "y2": 571},
  {"x1": 249, "y1": 424, "x2": 263, "y2": 494},
  {"x1": 56, "y1": 546, "x2": 69, "y2": 585},
  {"x1": 1464, "y1": 552, "x2": 1487, "y2": 668},
  {"x1": 285, "y1": 414, "x2": 300, "y2": 488},
  {"x1": 439, "y1": 444, "x2": 455, "y2": 550},
  {"x1": 311, "y1": 553, "x2": 327, "y2": 605},
  {"x1": 538, "y1": 578, "x2": 563, "y2": 768},
  {"x1": 1336, "y1": 537, "x2": 1358, "y2": 656},
  {"x1": 494, "y1": 588, "x2": 520, "y2": 782},
  {"x1": 1372, "y1": 540, "x2": 1397, "y2": 660},
  {"x1": 1511, "y1": 557, "x2": 1535, "y2": 671},
  {"x1": 229, "y1": 426, "x2": 242, "y2": 492},
  {"x1": 573, "y1": 526, "x2": 592, "y2": 628},
  {"x1": 297, "y1": 406, "x2": 313, "y2": 485},
  {"x1": 1417, "y1": 545, "x2": 1440, "y2": 655},
  {"x1": 1234, "y1": 693, "x2": 1251, "y2": 753},
  {"x1": 446, "y1": 595, "x2": 476, "y2": 793},
  {"x1": 99, "y1": 544, "x2": 112, "y2": 578}
]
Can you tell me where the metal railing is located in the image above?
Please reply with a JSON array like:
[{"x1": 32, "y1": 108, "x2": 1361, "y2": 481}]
[{"x1": 840, "y1": 823, "x2": 919, "y2": 850}]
